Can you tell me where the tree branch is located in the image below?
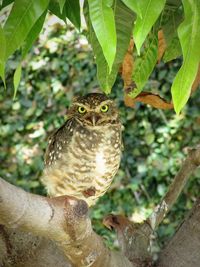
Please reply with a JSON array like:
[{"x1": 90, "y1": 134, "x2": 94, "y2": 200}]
[
  {"x1": 103, "y1": 145, "x2": 200, "y2": 266},
  {"x1": 157, "y1": 198, "x2": 200, "y2": 267},
  {"x1": 0, "y1": 178, "x2": 132, "y2": 267},
  {"x1": 147, "y1": 145, "x2": 200, "y2": 230},
  {"x1": 0, "y1": 227, "x2": 72, "y2": 267}
]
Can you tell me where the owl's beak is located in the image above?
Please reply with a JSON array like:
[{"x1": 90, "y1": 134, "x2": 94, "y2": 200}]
[{"x1": 86, "y1": 113, "x2": 101, "y2": 126}]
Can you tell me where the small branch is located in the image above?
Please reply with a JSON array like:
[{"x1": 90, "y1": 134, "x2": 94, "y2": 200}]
[
  {"x1": 103, "y1": 215, "x2": 153, "y2": 267},
  {"x1": 0, "y1": 178, "x2": 132, "y2": 267},
  {"x1": 147, "y1": 145, "x2": 200, "y2": 230}
]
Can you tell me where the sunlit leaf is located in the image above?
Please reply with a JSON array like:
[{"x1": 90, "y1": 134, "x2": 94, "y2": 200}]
[
  {"x1": 85, "y1": 0, "x2": 135, "y2": 93},
  {"x1": 58, "y1": 0, "x2": 66, "y2": 13},
  {"x1": 84, "y1": 2, "x2": 109, "y2": 92},
  {"x1": 161, "y1": 5, "x2": 183, "y2": 62},
  {"x1": 171, "y1": 0, "x2": 200, "y2": 114},
  {"x1": 13, "y1": 63, "x2": 22, "y2": 99},
  {"x1": 65, "y1": 0, "x2": 81, "y2": 30},
  {"x1": 121, "y1": 0, "x2": 141, "y2": 17},
  {"x1": 107, "y1": 0, "x2": 135, "y2": 91},
  {"x1": 0, "y1": 24, "x2": 6, "y2": 86},
  {"x1": 163, "y1": 36, "x2": 182, "y2": 62},
  {"x1": 130, "y1": 34, "x2": 158, "y2": 98},
  {"x1": 0, "y1": 0, "x2": 14, "y2": 10},
  {"x1": 133, "y1": 0, "x2": 166, "y2": 54},
  {"x1": 3, "y1": 0, "x2": 49, "y2": 59},
  {"x1": 22, "y1": 11, "x2": 47, "y2": 59},
  {"x1": 88, "y1": 0, "x2": 116, "y2": 71},
  {"x1": 48, "y1": 0, "x2": 66, "y2": 21}
]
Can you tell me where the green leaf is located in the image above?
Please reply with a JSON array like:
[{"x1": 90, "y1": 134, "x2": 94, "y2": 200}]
[
  {"x1": 58, "y1": 0, "x2": 66, "y2": 13},
  {"x1": 107, "y1": 0, "x2": 136, "y2": 91},
  {"x1": 121, "y1": 0, "x2": 141, "y2": 17},
  {"x1": 163, "y1": 36, "x2": 182, "y2": 62},
  {"x1": 130, "y1": 34, "x2": 158, "y2": 98},
  {"x1": 88, "y1": 0, "x2": 117, "y2": 71},
  {"x1": 0, "y1": 24, "x2": 6, "y2": 86},
  {"x1": 13, "y1": 63, "x2": 22, "y2": 99},
  {"x1": 22, "y1": 11, "x2": 47, "y2": 59},
  {"x1": 65, "y1": 0, "x2": 81, "y2": 30},
  {"x1": 133, "y1": 0, "x2": 166, "y2": 54},
  {"x1": 84, "y1": 2, "x2": 109, "y2": 92},
  {"x1": 3, "y1": 0, "x2": 49, "y2": 59},
  {"x1": 84, "y1": 0, "x2": 135, "y2": 93},
  {"x1": 161, "y1": 5, "x2": 183, "y2": 62},
  {"x1": 48, "y1": 0, "x2": 66, "y2": 21},
  {"x1": 171, "y1": 0, "x2": 200, "y2": 114},
  {"x1": 0, "y1": 0, "x2": 14, "y2": 10}
]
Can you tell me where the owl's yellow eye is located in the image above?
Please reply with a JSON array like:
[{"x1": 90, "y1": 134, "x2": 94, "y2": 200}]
[
  {"x1": 78, "y1": 106, "x2": 86, "y2": 114},
  {"x1": 100, "y1": 104, "x2": 109, "y2": 113}
]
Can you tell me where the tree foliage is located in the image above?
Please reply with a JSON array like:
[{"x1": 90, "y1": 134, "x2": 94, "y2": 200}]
[
  {"x1": 0, "y1": 0, "x2": 200, "y2": 114},
  {"x1": 1, "y1": 22, "x2": 200, "y2": 249}
]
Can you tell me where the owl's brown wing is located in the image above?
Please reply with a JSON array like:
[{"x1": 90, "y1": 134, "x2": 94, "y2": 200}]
[{"x1": 44, "y1": 118, "x2": 75, "y2": 166}]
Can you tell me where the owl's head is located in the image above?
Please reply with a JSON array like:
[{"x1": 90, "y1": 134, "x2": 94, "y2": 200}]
[{"x1": 67, "y1": 93, "x2": 120, "y2": 126}]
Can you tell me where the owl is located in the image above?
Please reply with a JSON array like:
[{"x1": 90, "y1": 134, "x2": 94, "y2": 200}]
[{"x1": 41, "y1": 93, "x2": 122, "y2": 206}]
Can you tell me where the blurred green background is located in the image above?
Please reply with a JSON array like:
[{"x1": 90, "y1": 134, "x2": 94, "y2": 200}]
[{"x1": 0, "y1": 17, "x2": 200, "y2": 250}]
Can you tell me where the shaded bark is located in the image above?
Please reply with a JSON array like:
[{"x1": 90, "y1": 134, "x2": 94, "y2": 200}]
[
  {"x1": 157, "y1": 199, "x2": 200, "y2": 267},
  {"x1": 0, "y1": 227, "x2": 72, "y2": 267}
]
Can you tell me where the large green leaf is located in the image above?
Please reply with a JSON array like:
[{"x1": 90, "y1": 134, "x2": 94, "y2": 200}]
[
  {"x1": 88, "y1": 0, "x2": 117, "y2": 72},
  {"x1": 171, "y1": 0, "x2": 200, "y2": 114},
  {"x1": 84, "y1": 0, "x2": 135, "y2": 93},
  {"x1": 58, "y1": 0, "x2": 66, "y2": 13},
  {"x1": 133, "y1": 0, "x2": 166, "y2": 54},
  {"x1": 84, "y1": 1, "x2": 109, "y2": 91},
  {"x1": 22, "y1": 11, "x2": 47, "y2": 59},
  {"x1": 0, "y1": 0, "x2": 14, "y2": 10},
  {"x1": 48, "y1": 0, "x2": 66, "y2": 21},
  {"x1": 13, "y1": 63, "x2": 22, "y2": 99},
  {"x1": 65, "y1": 0, "x2": 81, "y2": 30},
  {"x1": 107, "y1": 0, "x2": 136, "y2": 90},
  {"x1": 121, "y1": 0, "x2": 141, "y2": 17},
  {"x1": 161, "y1": 4, "x2": 183, "y2": 62},
  {"x1": 130, "y1": 34, "x2": 158, "y2": 98},
  {"x1": 48, "y1": 0, "x2": 80, "y2": 29},
  {"x1": 3, "y1": 0, "x2": 49, "y2": 59},
  {"x1": 163, "y1": 36, "x2": 182, "y2": 62},
  {"x1": 0, "y1": 24, "x2": 6, "y2": 86}
]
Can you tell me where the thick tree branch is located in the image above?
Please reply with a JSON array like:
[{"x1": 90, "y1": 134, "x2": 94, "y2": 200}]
[
  {"x1": 104, "y1": 215, "x2": 153, "y2": 267},
  {"x1": 103, "y1": 145, "x2": 200, "y2": 266},
  {"x1": 157, "y1": 198, "x2": 200, "y2": 267},
  {"x1": 0, "y1": 227, "x2": 72, "y2": 267},
  {"x1": 0, "y1": 178, "x2": 132, "y2": 267},
  {"x1": 147, "y1": 145, "x2": 200, "y2": 230}
]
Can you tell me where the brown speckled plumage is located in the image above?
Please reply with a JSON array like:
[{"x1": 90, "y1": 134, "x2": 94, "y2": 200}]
[{"x1": 41, "y1": 93, "x2": 122, "y2": 206}]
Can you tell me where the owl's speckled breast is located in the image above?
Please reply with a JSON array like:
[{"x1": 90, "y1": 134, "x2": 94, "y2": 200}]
[{"x1": 42, "y1": 120, "x2": 122, "y2": 206}]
